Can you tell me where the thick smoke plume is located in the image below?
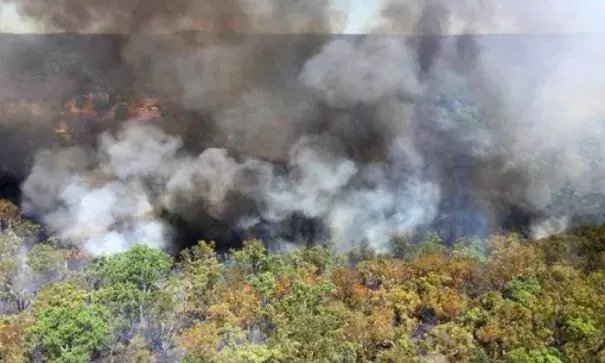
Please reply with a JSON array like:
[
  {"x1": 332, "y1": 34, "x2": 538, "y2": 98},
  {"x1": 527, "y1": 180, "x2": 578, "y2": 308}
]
[{"x1": 4, "y1": 0, "x2": 605, "y2": 255}]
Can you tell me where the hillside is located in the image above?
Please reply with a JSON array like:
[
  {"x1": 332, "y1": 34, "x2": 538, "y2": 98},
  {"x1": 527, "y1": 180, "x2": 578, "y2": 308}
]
[{"x1": 2, "y1": 32, "x2": 605, "y2": 362}]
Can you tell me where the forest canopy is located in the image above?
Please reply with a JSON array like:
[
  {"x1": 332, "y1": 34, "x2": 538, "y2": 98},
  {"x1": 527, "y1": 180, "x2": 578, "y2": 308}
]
[{"x1": 1, "y1": 198, "x2": 605, "y2": 363}]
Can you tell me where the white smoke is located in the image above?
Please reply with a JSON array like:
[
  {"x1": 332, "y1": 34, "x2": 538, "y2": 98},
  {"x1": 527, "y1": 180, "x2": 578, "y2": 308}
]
[
  {"x1": 22, "y1": 113, "x2": 443, "y2": 256},
  {"x1": 531, "y1": 216, "x2": 569, "y2": 240},
  {"x1": 300, "y1": 37, "x2": 420, "y2": 108}
]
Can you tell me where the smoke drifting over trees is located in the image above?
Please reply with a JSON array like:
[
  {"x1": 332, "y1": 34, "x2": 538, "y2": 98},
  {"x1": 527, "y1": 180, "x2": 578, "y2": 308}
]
[{"x1": 2, "y1": 0, "x2": 605, "y2": 255}]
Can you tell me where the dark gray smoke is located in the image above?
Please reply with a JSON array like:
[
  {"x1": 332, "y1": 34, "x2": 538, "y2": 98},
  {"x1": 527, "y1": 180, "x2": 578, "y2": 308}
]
[
  {"x1": 4, "y1": 0, "x2": 605, "y2": 255},
  {"x1": 3, "y1": 0, "x2": 334, "y2": 34}
]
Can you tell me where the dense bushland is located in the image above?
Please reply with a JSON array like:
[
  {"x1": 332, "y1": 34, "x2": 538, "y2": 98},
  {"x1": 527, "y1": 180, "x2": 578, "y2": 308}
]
[{"x1": 1, "y1": 199, "x2": 605, "y2": 362}]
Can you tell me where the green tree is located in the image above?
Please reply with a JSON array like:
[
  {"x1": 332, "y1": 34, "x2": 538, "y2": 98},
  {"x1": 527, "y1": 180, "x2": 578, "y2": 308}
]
[
  {"x1": 504, "y1": 348, "x2": 563, "y2": 363},
  {"x1": 89, "y1": 244, "x2": 172, "y2": 292},
  {"x1": 26, "y1": 303, "x2": 112, "y2": 363},
  {"x1": 178, "y1": 241, "x2": 223, "y2": 316},
  {"x1": 86, "y1": 244, "x2": 174, "y2": 359},
  {"x1": 27, "y1": 243, "x2": 67, "y2": 277}
]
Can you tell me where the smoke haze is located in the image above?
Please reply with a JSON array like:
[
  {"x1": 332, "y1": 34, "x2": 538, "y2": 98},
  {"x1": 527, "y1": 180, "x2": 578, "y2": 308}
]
[{"x1": 3, "y1": 0, "x2": 605, "y2": 255}]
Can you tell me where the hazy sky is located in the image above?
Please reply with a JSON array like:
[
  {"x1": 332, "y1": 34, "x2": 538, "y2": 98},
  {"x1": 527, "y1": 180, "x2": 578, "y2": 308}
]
[{"x1": 332, "y1": 0, "x2": 384, "y2": 33}]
